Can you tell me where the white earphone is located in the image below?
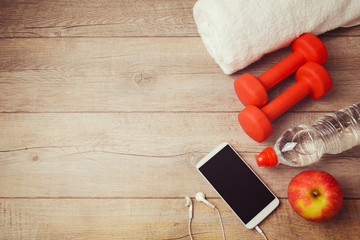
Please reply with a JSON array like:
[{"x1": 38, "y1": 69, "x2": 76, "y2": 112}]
[
  {"x1": 185, "y1": 192, "x2": 226, "y2": 240},
  {"x1": 185, "y1": 196, "x2": 194, "y2": 240},
  {"x1": 185, "y1": 192, "x2": 270, "y2": 240},
  {"x1": 195, "y1": 192, "x2": 215, "y2": 209},
  {"x1": 185, "y1": 196, "x2": 193, "y2": 219}
]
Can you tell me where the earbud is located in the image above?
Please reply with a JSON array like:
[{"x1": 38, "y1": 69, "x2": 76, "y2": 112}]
[
  {"x1": 195, "y1": 192, "x2": 215, "y2": 209},
  {"x1": 185, "y1": 196, "x2": 193, "y2": 219},
  {"x1": 184, "y1": 193, "x2": 224, "y2": 240}
]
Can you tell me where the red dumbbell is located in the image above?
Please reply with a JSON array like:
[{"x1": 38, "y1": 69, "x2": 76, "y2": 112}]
[
  {"x1": 234, "y1": 33, "x2": 327, "y2": 107},
  {"x1": 238, "y1": 62, "x2": 332, "y2": 143}
]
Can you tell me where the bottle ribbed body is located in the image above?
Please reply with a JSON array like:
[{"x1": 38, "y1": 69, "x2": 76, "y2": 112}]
[{"x1": 274, "y1": 102, "x2": 360, "y2": 167}]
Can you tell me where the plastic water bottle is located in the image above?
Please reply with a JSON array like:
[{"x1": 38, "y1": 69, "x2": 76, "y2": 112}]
[{"x1": 256, "y1": 102, "x2": 360, "y2": 167}]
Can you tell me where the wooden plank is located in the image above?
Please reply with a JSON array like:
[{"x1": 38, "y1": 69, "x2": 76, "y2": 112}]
[
  {"x1": 0, "y1": 112, "x2": 359, "y2": 198},
  {"x1": 323, "y1": 25, "x2": 360, "y2": 37},
  {"x1": 0, "y1": 0, "x2": 359, "y2": 38},
  {"x1": 0, "y1": 198, "x2": 359, "y2": 239},
  {"x1": 0, "y1": 0, "x2": 198, "y2": 38},
  {"x1": 0, "y1": 37, "x2": 359, "y2": 113}
]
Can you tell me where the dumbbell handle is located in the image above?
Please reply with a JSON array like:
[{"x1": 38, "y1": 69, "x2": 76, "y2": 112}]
[
  {"x1": 259, "y1": 51, "x2": 306, "y2": 90},
  {"x1": 262, "y1": 80, "x2": 310, "y2": 122}
]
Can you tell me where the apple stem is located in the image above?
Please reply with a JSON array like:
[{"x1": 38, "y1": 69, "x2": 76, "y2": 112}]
[{"x1": 312, "y1": 190, "x2": 320, "y2": 198}]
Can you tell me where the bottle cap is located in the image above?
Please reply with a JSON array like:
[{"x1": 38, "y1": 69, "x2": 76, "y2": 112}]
[{"x1": 255, "y1": 147, "x2": 278, "y2": 167}]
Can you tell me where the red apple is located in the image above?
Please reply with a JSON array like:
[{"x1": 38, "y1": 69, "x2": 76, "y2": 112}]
[{"x1": 287, "y1": 170, "x2": 343, "y2": 222}]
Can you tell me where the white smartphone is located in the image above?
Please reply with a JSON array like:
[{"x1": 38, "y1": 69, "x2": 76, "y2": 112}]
[{"x1": 196, "y1": 142, "x2": 279, "y2": 229}]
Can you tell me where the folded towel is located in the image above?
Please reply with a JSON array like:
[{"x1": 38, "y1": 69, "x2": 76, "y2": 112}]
[{"x1": 193, "y1": 0, "x2": 360, "y2": 75}]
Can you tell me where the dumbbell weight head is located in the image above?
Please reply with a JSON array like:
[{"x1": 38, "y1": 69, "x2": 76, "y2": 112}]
[
  {"x1": 291, "y1": 33, "x2": 327, "y2": 66},
  {"x1": 295, "y1": 62, "x2": 332, "y2": 100},
  {"x1": 234, "y1": 73, "x2": 268, "y2": 107},
  {"x1": 238, "y1": 105, "x2": 273, "y2": 143}
]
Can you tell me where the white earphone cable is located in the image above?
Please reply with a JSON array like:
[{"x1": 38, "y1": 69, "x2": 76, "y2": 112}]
[
  {"x1": 188, "y1": 193, "x2": 226, "y2": 239},
  {"x1": 255, "y1": 225, "x2": 268, "y2": 240},
  {"x1": 188, "y1": 193, "x2": 268, "y2": 240},
  {"x1": 188, "y1": 218, "x2": 193, "y2": 240},
  {"x1": 214, "y1": 207, "x2": 226, "y2": 240}
]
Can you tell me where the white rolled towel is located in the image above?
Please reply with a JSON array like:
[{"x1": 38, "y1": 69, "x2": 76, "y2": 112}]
[{"x1": 193, "y1": 0, "x2": 360, "y2": 75}]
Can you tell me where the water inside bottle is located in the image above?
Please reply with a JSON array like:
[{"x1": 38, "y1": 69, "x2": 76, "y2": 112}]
[
  {"x1": 275, "y1": 126, "x2": 325, "y2": 166},
  {"x1": 272, "y1": 103, "x2": 360, "y2": 167}
]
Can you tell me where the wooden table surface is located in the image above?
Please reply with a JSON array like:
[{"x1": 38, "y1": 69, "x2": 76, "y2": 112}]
[{"x1": 1, "y1": 1, "x2": 360, "y2": 239}]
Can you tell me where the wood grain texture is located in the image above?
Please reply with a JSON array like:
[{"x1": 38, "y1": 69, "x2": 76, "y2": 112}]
[
  {"x1": 0, "y1": 112, "x2": 359, "y2": 198},
  {"x1": 1, "y1": 0, "x2": 360, "y2": 239},
  {"x1": 0, "y1": 0, "x2": 197, "y2": 38},
  {"x1": 0, "y1": 0, "x2": 359, "y2": 38},
  {"x1": 0, "y1": 199, "x2": 359, "y2": 240},
  {"x1": 0, "y1": 36, "x2": 359, "y2": 112}
]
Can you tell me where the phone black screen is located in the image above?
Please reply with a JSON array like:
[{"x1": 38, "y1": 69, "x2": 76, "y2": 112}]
[{"x1": 198, "y1": 145, "x2": 275, "y2": 224}]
